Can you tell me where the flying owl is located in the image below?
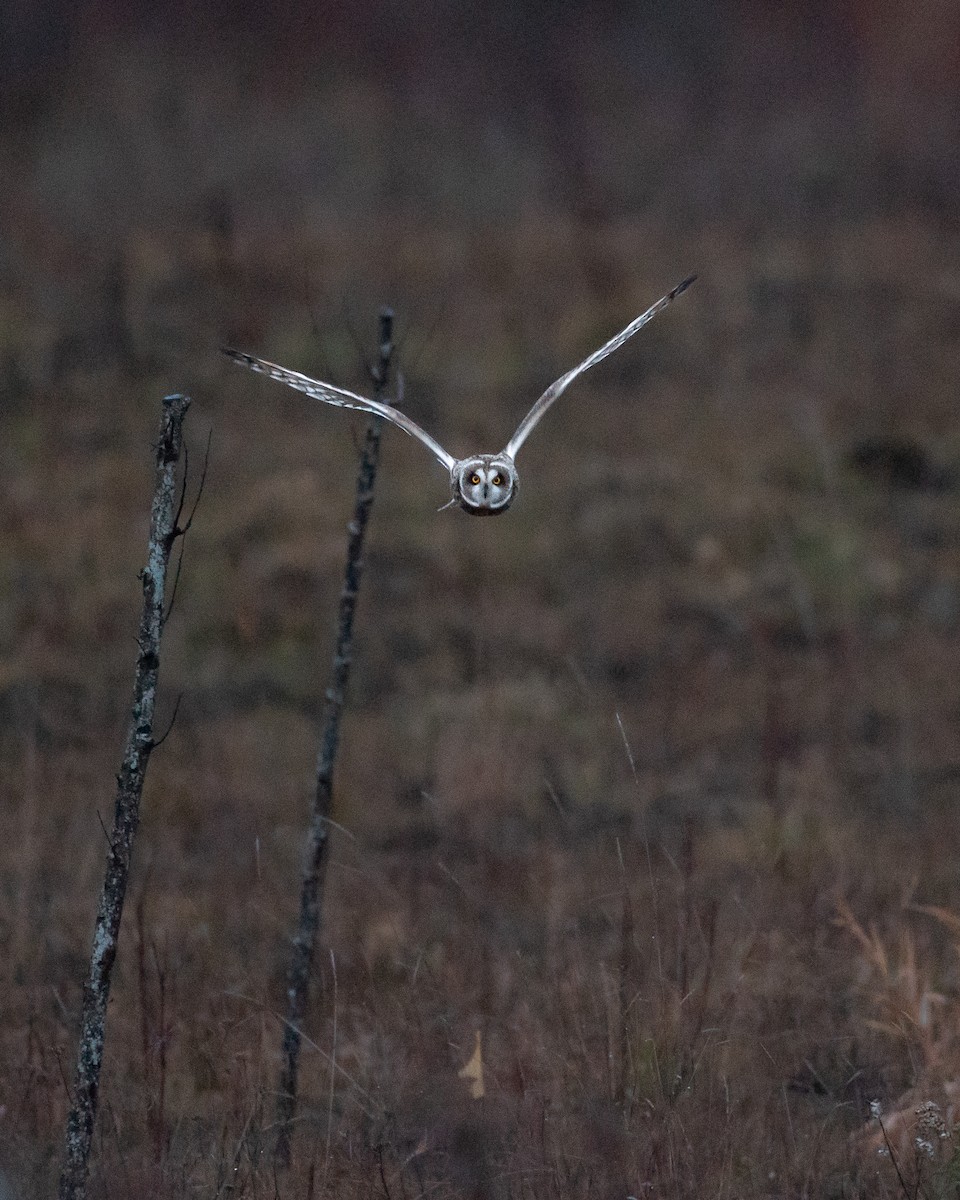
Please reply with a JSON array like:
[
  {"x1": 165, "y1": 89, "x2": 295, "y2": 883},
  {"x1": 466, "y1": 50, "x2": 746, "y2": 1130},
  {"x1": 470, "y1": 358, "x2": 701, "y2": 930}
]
[{"x1": 223, "y1": 275, "x2": 695, "y2": 515}]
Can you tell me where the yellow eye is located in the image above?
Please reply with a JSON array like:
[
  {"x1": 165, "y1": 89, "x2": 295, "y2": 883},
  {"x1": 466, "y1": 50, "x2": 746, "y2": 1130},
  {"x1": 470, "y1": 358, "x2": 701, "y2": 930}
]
[
  {"x1": 470, "y1": 474, "x2": 481, "y2": 485},
  {"x1": 492, "y1": 475, "x2": 503, "y2": 486}
]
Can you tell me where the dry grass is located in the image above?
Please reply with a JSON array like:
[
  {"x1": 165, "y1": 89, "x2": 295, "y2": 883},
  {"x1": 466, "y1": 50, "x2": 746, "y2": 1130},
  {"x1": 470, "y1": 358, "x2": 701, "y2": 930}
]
[{"x1": 5, "y1": 6, "x2": 960, "y2": 1197}]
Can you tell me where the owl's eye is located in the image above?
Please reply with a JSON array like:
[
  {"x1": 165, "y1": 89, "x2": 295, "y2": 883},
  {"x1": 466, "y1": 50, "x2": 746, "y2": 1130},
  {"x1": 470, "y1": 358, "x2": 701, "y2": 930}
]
[
  {"x1": 492, "y1": 474, "x2": 503, "y2": 486},
  {"x1": 470, "y1": 474, "x2": 481, "y2": 486}
]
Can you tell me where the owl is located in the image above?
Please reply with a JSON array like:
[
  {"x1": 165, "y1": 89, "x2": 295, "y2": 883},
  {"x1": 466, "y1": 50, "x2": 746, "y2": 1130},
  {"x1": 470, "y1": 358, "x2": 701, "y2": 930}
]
[{"x1": 223, "y1": 275, "x2": 695, "y2": 515}]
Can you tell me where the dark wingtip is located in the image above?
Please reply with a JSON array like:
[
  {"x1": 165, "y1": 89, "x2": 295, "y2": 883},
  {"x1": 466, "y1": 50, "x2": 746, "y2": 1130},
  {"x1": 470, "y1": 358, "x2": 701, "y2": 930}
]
[
  {"x1": 221, "y1": 346, "x2": 245, "y2": 361},
  {"x1": 674, "y1": 273, "x2": 698, "y2": 296}
]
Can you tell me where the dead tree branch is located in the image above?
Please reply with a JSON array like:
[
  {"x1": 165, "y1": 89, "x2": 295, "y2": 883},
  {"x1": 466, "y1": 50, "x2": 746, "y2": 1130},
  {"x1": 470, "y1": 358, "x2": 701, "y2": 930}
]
[
  {"x1": 58, "y1": 393, "x2": 192, "y2": 1200},
  {"x1": 274, "y1": 309, "x2": 394, "y2": 1163}
]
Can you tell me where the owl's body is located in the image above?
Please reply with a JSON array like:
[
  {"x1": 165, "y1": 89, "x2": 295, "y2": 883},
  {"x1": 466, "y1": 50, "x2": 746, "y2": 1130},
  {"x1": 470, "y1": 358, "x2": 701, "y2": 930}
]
[{"x1": 224, "y1": 275, "x2": 694, "y2": 516}]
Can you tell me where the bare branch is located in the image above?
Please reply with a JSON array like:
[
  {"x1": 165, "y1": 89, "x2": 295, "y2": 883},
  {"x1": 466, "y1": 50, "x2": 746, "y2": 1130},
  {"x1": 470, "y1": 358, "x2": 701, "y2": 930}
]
[
  {"x1": 58, "y1": 392, "x2": 192, "y2": 1200},
  {"x1": 274, "y1": 309, "x2": 394, "y2": 1164}
]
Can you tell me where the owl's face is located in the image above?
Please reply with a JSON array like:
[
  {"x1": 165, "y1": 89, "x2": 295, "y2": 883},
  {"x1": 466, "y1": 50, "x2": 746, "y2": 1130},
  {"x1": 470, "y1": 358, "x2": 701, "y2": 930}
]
[{"x1": 454, "y1": 455, "x2": 518, "y2": 515}]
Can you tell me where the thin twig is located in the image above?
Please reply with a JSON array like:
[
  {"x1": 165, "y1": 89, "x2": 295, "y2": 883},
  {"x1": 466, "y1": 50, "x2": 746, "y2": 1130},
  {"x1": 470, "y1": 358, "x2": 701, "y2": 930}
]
[
  {"x1": 878, "y1": 1114, "x2": 925, "y2": 1200},
  {"x1": 341, "y1": 297, "x2": 375, "y2": 382},
  {"x1": 163, "y1": 428, "x2": 212, "y2": 627},
  {"x1": 303, "y1": 277, "x2": 354, "y2": 393},
  {"x1": 178, "y1": 429, "x2": 212, "y2": 537},
  {"x1": 396, "y1": 288, "x2": 451, "y2": 379},
  {"x1": 151, "y1": 693, "x2": 183, "y2": 749},
  {"x1": 171, "y1": 441, "x2": 190, "y2": 536},
  {"x1": 324, "y1": 949, "x2": 338, "y2": 1168},
  {"x1": 616, "y1": 713, "x2": 665, "y2": 999},
  {"x1": 377, "y1": 1145, "x2": 394, "y2": 1200}
]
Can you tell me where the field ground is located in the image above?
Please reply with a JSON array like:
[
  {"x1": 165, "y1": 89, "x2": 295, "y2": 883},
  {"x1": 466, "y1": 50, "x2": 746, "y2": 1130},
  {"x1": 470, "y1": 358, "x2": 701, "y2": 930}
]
[{"x1": 4, "y1": 9, "x2": 960, "y2": 1196}]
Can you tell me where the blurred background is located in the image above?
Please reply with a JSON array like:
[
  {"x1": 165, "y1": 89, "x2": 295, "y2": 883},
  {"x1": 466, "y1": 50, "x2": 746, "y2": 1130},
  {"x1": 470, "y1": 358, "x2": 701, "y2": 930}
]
[{"x1": 3, "y1": 1, "x2": 960, "y2": 1196}]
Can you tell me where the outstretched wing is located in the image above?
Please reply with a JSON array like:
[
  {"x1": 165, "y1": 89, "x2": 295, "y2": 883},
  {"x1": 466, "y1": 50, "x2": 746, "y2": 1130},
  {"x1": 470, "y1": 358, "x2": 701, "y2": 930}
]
[
  {"x1": 502, "y1": 275, "x2": 696, "y2": 460},
  {"x1": 222, "y1": 349, "x2": 457, "y2": 472}
]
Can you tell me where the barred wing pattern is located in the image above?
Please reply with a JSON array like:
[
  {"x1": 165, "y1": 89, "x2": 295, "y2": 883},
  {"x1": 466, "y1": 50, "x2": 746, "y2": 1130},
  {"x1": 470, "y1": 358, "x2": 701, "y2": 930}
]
[
  {"x1": 503, "y1": 274, "x2": 696, "y2": 460},
  {"x1": 222, "y1": 349, "x2": 457, "y2": 472}
]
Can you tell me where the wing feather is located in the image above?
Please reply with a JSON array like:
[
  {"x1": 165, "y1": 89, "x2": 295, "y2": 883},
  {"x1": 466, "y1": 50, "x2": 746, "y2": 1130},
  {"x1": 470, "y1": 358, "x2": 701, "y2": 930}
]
[
  {"x1": 503, "y1": 275, "x2": 696, "y2": 460},
  {"x1": 222, "y1": 349, "x2": 457, "y2": 472}
]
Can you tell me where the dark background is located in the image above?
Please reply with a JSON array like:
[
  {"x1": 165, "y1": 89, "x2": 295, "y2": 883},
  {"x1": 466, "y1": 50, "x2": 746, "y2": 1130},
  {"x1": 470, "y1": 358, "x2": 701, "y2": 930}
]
[{"x1": 3, "y1": 2, "x2": 960, "y2": 1196}]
